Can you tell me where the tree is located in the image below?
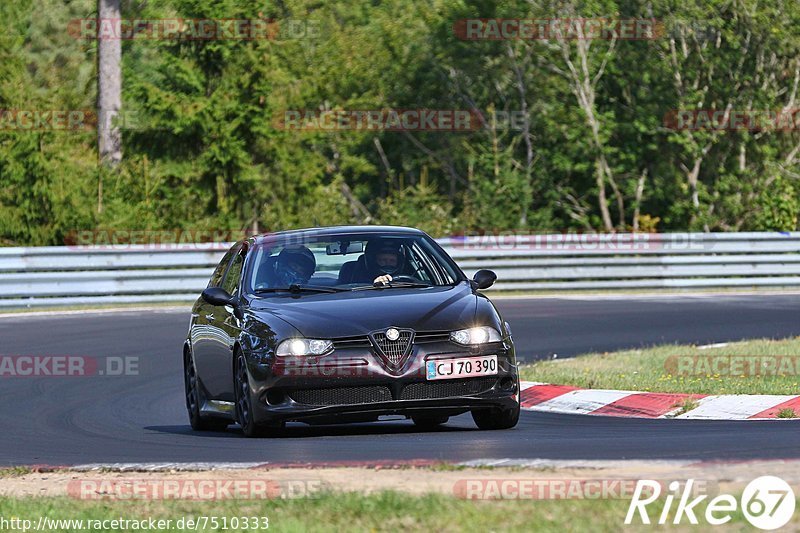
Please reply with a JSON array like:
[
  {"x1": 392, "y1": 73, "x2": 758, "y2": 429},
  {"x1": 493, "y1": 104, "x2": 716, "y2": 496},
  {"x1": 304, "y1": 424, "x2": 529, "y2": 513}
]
[{"x1": 97, "y1": 0, "x2": 122, "y2": 213}]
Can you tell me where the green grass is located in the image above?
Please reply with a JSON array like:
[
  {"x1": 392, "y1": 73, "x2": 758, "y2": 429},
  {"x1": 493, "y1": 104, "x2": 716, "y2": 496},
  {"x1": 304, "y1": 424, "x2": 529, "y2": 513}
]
[
  {"x1": 1, "y1": 490, "x2": 796, "y2": 532},
  {"x1": 0, "y1": 492, "x2": 641, "y2": 532},
  {"x1": 519, "y1": 338, "x2": 800, "y2": 395},
  {"x1": 0, "y1": 467, "x2": 33, "y2": 478},
  {"x1": 673, "y1": 397, "x2": 700, "y2": 415}
]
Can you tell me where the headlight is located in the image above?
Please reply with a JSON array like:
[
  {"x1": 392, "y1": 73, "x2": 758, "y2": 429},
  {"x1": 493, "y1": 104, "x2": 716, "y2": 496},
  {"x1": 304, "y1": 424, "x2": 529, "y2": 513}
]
[
  {"x1": 450, "y1": 326, "x2": 502, "y2": 345},
  {"x1": 276, "y1": 338, "x2": 333, "y2": 356}
]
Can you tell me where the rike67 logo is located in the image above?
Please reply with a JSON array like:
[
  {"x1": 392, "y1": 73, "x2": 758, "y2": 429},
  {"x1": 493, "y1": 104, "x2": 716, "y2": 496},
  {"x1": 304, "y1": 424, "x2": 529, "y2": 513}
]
[{"x1": 626, "y1": 476, "x2": 795, "y2": 530}]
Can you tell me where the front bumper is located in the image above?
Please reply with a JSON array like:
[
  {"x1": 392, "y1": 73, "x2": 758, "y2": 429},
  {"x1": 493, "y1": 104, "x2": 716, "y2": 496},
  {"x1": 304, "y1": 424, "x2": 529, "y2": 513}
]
[
  {"x1": 245, "y1": 339, "x2": 519, "y2": 424},
  {"x1": 252, "y1": 380, "x2": 519, "y2": 424}
]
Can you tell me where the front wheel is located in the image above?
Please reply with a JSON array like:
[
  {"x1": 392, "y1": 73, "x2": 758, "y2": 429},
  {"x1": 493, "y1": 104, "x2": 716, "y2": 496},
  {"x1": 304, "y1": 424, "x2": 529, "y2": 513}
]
[
  {"x1": 471, "y1": 403, "x2": 520, "y2": 430},
  {"x1": 235, "y1": 351, "x2": 283, "y2": 437}
]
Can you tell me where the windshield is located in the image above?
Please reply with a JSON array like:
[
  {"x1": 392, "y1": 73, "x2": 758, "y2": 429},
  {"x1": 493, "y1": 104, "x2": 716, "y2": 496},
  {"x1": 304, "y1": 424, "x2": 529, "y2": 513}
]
[{"x1": 243, "y1": 232, "x2": 463, "y2": 295}]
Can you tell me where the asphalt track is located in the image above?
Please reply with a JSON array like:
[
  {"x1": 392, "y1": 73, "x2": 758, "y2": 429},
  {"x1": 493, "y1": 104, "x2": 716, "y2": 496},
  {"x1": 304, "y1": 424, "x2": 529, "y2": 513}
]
[{"x1": 1, "y1": 294, "x2": 799, "y2": 466}]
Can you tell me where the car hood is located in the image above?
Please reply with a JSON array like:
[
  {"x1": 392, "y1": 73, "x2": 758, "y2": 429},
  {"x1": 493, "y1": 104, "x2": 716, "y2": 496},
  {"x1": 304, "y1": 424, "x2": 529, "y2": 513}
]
[{"x1": 247, "y1": 284, "x2": 478, "y2": 337}]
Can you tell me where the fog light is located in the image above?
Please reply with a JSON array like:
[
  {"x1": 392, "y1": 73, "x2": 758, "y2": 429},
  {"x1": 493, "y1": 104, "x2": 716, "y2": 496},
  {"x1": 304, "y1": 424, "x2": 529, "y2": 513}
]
[
  {"x1": 499, "y1": 377, "x2": 515, "y2": 391},
  {"x1": 265, "y1": 390, "x2": 285, "y2": 405}
]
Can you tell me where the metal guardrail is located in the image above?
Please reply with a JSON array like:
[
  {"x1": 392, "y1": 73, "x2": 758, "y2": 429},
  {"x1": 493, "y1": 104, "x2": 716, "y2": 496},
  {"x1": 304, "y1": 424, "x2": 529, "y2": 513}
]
[{"x1": 1, "y1": 232, "x2": 800, "y2": 308}]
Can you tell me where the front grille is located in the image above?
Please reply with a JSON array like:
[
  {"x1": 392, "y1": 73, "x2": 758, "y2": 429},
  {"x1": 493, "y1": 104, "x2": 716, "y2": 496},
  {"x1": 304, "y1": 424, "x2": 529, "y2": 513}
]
[
  {"x1": 289, "y1": 386, "x2": 392, "y2": 406},
  {"x1": 331, "y1": 331, "x2": 449, "y2": 353},
  {"x1": 332, "y1": 335, "x2": 371, "y2": 350},
  {"x1": 400, "y1": 377, "x2": 497, "y2": 400},
  {"x1": 371, "y1": 330, "x2": 414, "y2": 365},
  {"x1": 414, "y1": 331, "x2": 451, "y2": 343}
]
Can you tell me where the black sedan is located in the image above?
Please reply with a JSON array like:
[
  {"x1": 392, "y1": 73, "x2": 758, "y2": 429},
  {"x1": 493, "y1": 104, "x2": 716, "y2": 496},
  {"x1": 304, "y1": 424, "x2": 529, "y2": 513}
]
[{"x1": 183, "y1": 225, "x2": 520, "y2": 437}]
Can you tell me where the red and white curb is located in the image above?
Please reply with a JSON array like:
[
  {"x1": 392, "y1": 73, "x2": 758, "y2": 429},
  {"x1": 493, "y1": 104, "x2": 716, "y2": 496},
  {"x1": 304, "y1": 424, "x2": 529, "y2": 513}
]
[{"x1": 519, "y1": 381, "x2": 800, "y2": 420}]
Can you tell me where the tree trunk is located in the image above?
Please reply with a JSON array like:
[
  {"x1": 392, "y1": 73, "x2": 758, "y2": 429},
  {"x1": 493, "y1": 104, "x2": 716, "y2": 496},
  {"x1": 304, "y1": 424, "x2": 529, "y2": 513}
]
[
  {"x1": 97, "y1": 0, "x2": 122, "y2": 212},
  {"x1": 632, "y1": 169, "x2": 647, "y2": 231},
  {"x1": 594, "y1": 159, "x2": 613, "y2": 231}
]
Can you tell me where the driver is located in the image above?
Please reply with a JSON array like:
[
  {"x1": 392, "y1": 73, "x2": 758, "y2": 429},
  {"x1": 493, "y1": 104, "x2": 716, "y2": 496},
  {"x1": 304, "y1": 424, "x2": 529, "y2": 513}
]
[
  {"x1": 365, "y1": 240, "x2": 406, "y2": 285},
  {"x1": 271, "y1": 245, "x2": 316, "y2": 287}
]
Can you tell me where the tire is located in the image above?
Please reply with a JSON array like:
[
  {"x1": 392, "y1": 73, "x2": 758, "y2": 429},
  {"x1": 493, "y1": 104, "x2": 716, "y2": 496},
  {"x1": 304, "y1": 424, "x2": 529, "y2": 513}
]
[
  {"x1": 234, "y1": 350, "x2": 283, "y2": 437},
  {"x1": 471, "y1": 403, "x2": 520, "y2": 430},
  {"x1": 184, "y1": 351, "x2": 229, "y2": 432},
  {"x1": 411, "y1": 415, "x2": 449, "y2": 429}
]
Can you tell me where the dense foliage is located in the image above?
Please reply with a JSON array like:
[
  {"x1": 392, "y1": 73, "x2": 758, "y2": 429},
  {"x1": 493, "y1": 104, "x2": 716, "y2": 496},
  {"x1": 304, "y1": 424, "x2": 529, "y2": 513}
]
[{"x1": 1, "y1": 0, "x2": 799, "y2": 245}]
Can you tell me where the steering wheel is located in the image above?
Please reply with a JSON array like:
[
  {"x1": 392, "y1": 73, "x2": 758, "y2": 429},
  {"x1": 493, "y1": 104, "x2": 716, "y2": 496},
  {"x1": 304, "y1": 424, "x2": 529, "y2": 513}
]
[{"x1": 390, "y1": 275, "x2": 421, "y2": 283}]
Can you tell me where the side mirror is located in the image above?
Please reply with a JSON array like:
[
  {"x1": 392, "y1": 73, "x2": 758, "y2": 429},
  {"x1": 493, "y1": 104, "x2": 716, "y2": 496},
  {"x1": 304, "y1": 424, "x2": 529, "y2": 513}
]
[
  {"x1": 471, "y1": 269, "x2": 497, "y2": 290},
  {"x1": 202, "y1": 287, "x2": 234, "y2": 307},
  {"x1": 202, "y1": 287, "x2": 244, "y2": 319}
]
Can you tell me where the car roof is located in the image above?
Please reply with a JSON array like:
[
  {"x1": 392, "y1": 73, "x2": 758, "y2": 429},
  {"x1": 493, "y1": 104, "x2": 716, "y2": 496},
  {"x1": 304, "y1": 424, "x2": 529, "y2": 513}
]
[{"x1": 250, "y1": 225, "x2": 425, "y2": 245}]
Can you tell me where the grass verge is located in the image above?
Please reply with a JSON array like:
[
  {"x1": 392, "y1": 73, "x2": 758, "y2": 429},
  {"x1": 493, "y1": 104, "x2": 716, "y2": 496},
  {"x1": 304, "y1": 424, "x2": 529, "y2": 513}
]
[
  {"x1": 0, "y1": 491, "x2": 795, "y2": 532},
  {"x1": 519, "y1": 338, "x2": 800, "y2": 395},
  {"x1": 0, "y1": 467, "x2": 32, "y2": 478}
]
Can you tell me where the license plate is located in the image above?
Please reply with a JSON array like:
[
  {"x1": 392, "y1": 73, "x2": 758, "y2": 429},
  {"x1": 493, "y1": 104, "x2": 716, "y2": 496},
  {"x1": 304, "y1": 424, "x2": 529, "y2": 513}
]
[{"x1": 426, "y1": 355, "x2": 498, "y2": 381}]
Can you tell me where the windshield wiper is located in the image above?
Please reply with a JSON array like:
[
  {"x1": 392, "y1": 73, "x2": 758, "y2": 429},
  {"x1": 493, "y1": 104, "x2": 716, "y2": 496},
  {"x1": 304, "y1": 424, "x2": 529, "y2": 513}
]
[
  {"x1": 352, "y1": 281, "x2": 431, "y2": 291},
  {"x1": 254, "y1": 284, "x2": 345, "y2": 294}
]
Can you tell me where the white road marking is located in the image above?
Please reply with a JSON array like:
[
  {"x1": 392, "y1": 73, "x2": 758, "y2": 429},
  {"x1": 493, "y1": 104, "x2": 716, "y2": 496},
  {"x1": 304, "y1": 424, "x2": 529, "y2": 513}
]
[
  {"x1": 696, "y1": 342, "x2": 730, "y2": 350},
  {"x1": 519, "y1": 381, "x2": 544, "y2": 391},
  {"x1": 674, "y1": 395, "x2": 799, "y2": 420}
]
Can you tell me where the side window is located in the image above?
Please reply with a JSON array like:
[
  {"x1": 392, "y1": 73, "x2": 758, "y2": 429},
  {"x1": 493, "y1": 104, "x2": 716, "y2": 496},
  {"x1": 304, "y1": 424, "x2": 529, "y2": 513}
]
[
  {"x1": 409, "y1": 242, "x2": 444, "y2": 283},
  {"x1": 221, "y1": 250, "x2": 245, "y2": 296},
  {"x1": 420, "y1": 239, "x2": 458, "y2": 284},
  {"x1": 208, "y1": 249, "x2": 235, "y2": 288},
  {"x1": 406, "y1": 245, "x2": 432, "y2": 283}
]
